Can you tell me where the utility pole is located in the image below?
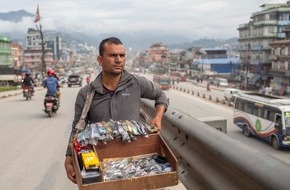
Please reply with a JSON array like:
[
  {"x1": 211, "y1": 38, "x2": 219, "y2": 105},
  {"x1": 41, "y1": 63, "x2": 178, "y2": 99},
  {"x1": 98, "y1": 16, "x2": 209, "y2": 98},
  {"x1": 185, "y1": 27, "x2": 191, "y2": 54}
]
[
  {"x1": 201, "y1": 50, "x2": 207, "y2": 74},
  {"x1": 36, "y1": 24, "x2": 46, "y2": 79},
  {"x1": 245, "y1": 43, "x2": 251, "y2": 90},
  {"x1": 34, "y1": 5, "x2": 46, "y2": 80}
]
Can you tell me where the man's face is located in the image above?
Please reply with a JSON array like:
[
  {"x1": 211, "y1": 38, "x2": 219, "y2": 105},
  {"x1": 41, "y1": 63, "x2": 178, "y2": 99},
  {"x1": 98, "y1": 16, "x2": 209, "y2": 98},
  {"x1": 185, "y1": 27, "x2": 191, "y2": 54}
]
[{"x1": 98, "y1": 43, "x2": 126, "y2": 75}]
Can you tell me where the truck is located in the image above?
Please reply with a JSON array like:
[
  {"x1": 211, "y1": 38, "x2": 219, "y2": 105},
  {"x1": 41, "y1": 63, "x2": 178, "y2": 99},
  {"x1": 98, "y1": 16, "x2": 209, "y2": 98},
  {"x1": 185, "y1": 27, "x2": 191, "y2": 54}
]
[{"x1": 0, "y1": 66, "x2": 23, "y2": 86}]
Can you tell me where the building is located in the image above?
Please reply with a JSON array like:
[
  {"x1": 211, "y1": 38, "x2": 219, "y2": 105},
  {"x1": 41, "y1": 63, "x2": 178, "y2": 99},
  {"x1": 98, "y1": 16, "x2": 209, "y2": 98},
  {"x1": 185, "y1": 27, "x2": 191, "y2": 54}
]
[
  {"x1": 269, "y1": 26, "x2": 290, "y2": 95},
  {"x1": 24, "y1": 28, "x2": 53, "y2": 72},
  {"x1": 237, "y1": 1, "x2": 290, "y2": 88},
  {"x1": 0, "y1": 36, "x2": 12, "y2": 66},
  {"x1": 146, "y1": 43, "x2": 170, "y2": 64},
  {"x1": 191, "y1": 48, "x2": 238, "y2": 75},
  {"x1": 47, "y1": 36, "x2": 62, "y2": 61},
  {"x1": 10, "y1": 43, "x2": 23, "y2": 69},
  {"x1": 134, "y1": 43, "x2": 171, "y2": 74}
]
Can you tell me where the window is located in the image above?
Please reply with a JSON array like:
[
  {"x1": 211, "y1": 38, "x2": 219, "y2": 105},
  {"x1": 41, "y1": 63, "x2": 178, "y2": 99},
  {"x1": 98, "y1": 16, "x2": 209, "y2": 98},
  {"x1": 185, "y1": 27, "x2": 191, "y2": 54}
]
[
  {"x1": 245, "y1": 103, "x2": 254, "y2": 114},
  {"x1": 275, "y1": 114, "x2": 282, "y2": 124},
  {"x1": 268, "y1": 27, "x2": 275, "y2": 34},
  {"x1": 235, "y1": 99, "x2": 244, "y2": 111},
  {"x1": 253, "y1": 107, "x2": 263, "y2": 117},
  {"x1": 264, "y1": 108, "x2": 275, "y2": 121}
]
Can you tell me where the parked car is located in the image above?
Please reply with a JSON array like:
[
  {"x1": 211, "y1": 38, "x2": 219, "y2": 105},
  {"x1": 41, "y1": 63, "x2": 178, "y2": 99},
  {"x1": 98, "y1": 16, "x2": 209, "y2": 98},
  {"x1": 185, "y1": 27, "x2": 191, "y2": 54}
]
[
  {"x1": 67, "y1": 74, "x2": 82, "y2": 87},
  {"x1": 212, "y1": 77, "x2": 229, "y2": 87}
]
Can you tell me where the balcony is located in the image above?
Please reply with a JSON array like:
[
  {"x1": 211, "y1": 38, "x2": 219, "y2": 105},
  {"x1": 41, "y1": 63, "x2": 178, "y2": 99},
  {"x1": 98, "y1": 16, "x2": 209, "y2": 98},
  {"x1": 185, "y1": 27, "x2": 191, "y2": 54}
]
[
  {"x1": 0, "y1": 49, "x2": 11, "y2": 54},
  {"x1": 269, "y1": 55, "x2": 278, "y2": 60},
  {"x1": 253, "y1": 20, "x2": 277, "y2": 26}
]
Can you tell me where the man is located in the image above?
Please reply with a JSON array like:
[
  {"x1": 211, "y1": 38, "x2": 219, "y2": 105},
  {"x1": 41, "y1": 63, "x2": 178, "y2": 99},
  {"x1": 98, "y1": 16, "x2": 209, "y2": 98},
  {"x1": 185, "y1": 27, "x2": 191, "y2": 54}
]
[
  {"x1": 64, "y1": 37, "x2": 168, "y2": 184},
  {"x1": 22, "y1": 72, "x2": 35, "y2": 95},
  {"x1": 43, "y1": 69, "x2": 60, "y2": 96}
]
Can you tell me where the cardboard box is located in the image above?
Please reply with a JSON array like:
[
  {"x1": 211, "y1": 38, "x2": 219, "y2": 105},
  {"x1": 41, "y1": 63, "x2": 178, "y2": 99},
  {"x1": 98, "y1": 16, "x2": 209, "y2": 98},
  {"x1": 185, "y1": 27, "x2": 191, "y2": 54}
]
[{"x1": 73, "y1": 133, "x2": 178, "y2": 190}]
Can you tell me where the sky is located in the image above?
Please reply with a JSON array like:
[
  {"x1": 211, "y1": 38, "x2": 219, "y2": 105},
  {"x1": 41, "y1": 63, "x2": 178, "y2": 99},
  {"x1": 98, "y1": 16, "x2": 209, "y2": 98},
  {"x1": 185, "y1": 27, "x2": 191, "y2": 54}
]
[{"x1": 0, "y1": 0, "x2": 286, "y2": 40}]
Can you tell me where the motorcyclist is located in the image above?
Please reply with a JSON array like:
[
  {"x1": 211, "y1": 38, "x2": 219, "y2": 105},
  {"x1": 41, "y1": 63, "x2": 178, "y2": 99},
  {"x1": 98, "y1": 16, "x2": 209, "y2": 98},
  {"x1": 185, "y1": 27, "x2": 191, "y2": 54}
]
[
  {"x1": 43, "y1": 69, "x2": 60, "y2": 105},
  {"x1": 22, "y1": 72, "x2": 35, "y2": 95}
]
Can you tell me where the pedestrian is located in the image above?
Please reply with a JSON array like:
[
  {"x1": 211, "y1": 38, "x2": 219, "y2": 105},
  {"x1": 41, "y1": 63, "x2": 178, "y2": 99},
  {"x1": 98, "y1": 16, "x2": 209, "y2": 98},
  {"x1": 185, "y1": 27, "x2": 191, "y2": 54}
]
[
  {"x1": 207, "y1": 83, "x2": 211, "y2": 91},
  {"x1": 64, "y1": 37, "x2": 169, "y2": 184}
]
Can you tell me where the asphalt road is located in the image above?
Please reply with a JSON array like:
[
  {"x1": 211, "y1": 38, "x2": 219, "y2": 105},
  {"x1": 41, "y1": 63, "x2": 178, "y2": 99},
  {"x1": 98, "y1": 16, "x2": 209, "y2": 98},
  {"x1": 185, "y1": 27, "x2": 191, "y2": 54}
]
[{"x1": 0, "y1": 86, "x2": 186, "y2": 190}]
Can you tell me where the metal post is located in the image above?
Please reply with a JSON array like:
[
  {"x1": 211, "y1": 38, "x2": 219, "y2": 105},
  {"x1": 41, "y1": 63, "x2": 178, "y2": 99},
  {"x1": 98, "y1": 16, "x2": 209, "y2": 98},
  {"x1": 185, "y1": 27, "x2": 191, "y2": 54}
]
[
  {"x1": 36, "y1": 24, "x2": 46, "y2": 80},
  {"x1": 245, "y1": 43, "x2": 251, "y2": 90},
  {"x1": 201, "y1": 56, "x2": 204, "y2": 74}
]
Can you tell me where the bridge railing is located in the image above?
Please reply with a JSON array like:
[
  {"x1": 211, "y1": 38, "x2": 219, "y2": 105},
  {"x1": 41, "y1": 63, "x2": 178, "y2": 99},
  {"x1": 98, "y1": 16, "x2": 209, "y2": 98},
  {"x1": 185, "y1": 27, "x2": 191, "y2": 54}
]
[{"x1": 140, "y1": 98, "x2": 290, "y2": 190}]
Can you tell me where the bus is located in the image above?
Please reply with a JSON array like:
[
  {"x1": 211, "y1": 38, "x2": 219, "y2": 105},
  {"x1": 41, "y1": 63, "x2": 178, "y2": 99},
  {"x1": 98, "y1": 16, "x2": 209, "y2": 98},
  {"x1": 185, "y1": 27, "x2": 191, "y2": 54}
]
[
  {"x1": 153, "y1": 75, "x2": 171, "y2": 90},
  {"x1": 233, "y1": 92, "x2": 290, "y2": 149}
]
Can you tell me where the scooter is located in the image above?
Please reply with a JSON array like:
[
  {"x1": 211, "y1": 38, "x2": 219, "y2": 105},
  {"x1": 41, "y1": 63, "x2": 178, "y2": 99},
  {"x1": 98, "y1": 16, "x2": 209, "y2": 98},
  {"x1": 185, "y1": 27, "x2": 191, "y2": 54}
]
[
  {"x1": 23, "y1": 85, "x2": 32, "y2": 100},
  {"x1": 44, "y1": 94, "x2": 59, "y2": 117}
]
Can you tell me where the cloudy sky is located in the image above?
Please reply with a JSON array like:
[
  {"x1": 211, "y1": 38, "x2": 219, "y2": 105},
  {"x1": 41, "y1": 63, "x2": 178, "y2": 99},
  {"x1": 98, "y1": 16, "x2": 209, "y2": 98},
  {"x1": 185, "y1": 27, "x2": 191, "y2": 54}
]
[{"x1": 0, "y1": 0, "x2": 285, "y2": 39}]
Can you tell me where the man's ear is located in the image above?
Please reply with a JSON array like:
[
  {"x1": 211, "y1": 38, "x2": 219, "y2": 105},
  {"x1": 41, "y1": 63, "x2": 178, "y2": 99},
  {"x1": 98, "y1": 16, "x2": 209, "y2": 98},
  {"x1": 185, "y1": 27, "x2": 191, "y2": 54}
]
[{"x1": 97, "y1": 56, "x2": 103, "y2": 66}]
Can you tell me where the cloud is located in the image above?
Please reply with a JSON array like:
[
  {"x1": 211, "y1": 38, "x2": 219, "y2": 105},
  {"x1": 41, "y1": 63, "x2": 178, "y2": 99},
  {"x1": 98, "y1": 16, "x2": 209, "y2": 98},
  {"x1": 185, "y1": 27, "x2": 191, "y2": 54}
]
[{"x1": 0, "y1": 0, "x2": 286, "y2": 39}]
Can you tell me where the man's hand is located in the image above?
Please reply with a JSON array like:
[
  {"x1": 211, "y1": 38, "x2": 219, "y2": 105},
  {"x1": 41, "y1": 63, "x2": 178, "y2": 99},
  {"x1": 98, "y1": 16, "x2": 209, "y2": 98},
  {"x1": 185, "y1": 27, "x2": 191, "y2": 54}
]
[
  {"x1": 151, "y1": 116, "x2": 162, "y2": 130},
  {"x1": 64, "y1": 156, "x2": 77, "y2": 184},
  {"x1": 151, "y1": 105, "x2": 166, "y2": 129}
]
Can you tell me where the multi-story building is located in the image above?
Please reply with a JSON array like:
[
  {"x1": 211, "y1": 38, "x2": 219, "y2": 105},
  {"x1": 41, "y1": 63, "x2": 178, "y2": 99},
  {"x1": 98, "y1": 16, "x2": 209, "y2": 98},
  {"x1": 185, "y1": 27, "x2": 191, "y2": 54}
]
[
  {"x1": 134, "y1": 42, "x2": 171, "y2": 74},
  {"x1": 0, "y1": 36, "x2": 12, "y2": 66},
  {"x1": 237, "y1": 1, "x2": 290, "y2": 88},
  {"x1": 200, "y1": 48, "x2": 238, "y2": 74},
  {"x1": 47, "y1": 36, "x2": 62, "y2": 61},
  {"x1": 269, "y1": 26, "x2": 290, "y2": 95},
  {"x1": 146, "y1": 43, "x2": 170, "y2": 65},
  {"x1": 189, "y1": 48, "x2": 238, "y2": 76},
  {"x1": 24, "y1": 28, "x2": 53, "y2": 72},
  {"x1": 10, "y1": 43, "x2": 23, "y2": 69}
]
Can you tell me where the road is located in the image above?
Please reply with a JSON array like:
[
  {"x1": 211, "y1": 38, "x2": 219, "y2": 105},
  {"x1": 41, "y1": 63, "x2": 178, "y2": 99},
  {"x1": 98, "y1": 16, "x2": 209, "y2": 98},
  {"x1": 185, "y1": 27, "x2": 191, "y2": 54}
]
[
  {"x1": 166, "y1": 80, "x2": 290, "y2": 164},
  {"x1": 0, "y1": 76, "x2": 289, "y2": 190},
  {"x1": 0, "y1": 87, "x2": 78, "y2": 190},
  {"x1": 0, "y1": 85, "x2": 186, "y2": 190}
]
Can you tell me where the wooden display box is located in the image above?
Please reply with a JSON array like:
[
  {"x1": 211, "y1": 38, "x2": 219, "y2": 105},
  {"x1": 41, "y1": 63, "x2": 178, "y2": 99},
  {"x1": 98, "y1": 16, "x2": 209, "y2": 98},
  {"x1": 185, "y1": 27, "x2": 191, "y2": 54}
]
[{"x1": 73, "y1": 133, "x2": 178, "y2": 190}]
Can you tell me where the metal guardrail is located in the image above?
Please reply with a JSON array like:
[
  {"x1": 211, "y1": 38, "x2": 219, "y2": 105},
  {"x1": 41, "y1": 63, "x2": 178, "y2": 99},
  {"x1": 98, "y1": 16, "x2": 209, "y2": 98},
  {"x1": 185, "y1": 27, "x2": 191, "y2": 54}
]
[
  {"x1": 172, "y1": 85, "x2": 233, "y2": 106},
  {"x1": 140, "y1": 98, "x2": 290, "y2": 190}
]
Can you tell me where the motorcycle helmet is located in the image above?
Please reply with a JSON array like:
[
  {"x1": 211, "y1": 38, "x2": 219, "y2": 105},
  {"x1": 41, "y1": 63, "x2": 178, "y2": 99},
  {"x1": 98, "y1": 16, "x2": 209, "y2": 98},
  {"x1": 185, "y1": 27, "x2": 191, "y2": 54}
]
[{"x1": 47, "y1": 69, "x2": 55, "y2": 76}]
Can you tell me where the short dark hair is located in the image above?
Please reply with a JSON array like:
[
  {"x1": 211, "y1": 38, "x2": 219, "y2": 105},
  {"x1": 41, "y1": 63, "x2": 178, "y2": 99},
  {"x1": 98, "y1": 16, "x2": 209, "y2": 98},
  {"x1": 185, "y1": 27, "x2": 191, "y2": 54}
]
[{"x1": 99, "y1": 37, "x2": 123, "y2": 56}]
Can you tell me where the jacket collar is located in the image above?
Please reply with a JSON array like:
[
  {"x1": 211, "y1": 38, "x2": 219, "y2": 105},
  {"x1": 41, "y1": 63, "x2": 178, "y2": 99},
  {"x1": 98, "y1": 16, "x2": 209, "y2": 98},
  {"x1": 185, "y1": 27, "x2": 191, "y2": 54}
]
[{"x1": 91, "y1": 70, "x2": 133, "y2": 94}]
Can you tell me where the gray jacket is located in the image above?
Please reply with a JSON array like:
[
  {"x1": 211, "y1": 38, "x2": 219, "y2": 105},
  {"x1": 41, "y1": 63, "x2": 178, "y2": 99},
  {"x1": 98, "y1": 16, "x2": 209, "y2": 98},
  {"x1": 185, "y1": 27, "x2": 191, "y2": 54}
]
[{"x1": 66, "y1": 70, "x2": 168, "y2": 156}]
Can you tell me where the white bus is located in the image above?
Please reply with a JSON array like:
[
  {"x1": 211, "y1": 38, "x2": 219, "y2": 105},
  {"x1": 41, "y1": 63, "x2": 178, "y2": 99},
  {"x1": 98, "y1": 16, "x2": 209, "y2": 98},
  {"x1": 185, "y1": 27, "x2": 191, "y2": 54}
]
[{"x1": 233, "y1": 92, "x2": 290, "y2": 149}]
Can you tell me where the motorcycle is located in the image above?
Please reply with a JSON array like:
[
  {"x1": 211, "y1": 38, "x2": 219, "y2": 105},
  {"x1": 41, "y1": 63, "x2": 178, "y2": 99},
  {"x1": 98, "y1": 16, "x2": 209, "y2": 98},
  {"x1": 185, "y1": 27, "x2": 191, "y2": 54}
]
[
  {"x1": 44, "y1": 94, "x2": 59, "y2": 117},
  {"x1": 23, "y1": 85, "x2": 32, "y2": 100}
]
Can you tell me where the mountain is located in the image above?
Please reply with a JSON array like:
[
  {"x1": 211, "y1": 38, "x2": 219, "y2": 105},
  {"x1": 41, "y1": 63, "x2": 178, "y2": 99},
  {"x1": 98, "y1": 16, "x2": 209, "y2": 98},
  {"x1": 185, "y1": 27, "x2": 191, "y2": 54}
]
[
  {"x1": 0, "y1": 10, "x2": 238, "y2": 51},
  {"x1": 0, "y1": 10, "x2": 34, "y2": 22}
]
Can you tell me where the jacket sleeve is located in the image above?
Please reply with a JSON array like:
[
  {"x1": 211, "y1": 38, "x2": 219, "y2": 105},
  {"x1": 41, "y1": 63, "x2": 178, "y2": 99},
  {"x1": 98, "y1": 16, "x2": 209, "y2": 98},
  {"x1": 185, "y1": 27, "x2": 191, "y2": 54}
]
[
  {"x1": 65, "y1": 86, "x2": 87, "y2": 156},
  {"x1": 134, "y1": 75, "x2": 169, "y2": 111}
]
